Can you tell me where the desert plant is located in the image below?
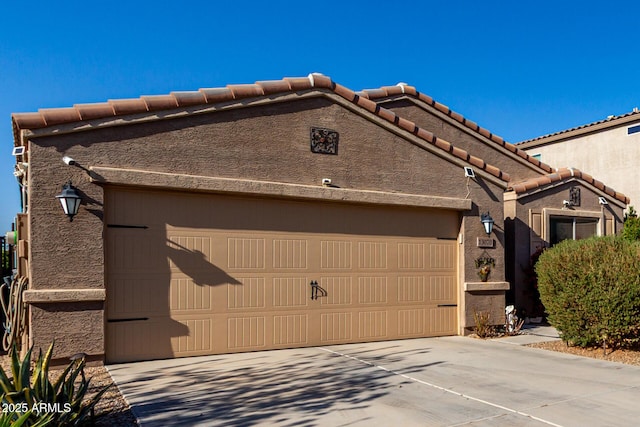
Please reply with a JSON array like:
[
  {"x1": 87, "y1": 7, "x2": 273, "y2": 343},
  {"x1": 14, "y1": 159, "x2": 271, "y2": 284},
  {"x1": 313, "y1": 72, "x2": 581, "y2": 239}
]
[
  {"x1": 536, "y1": 236, "x2": 640, "y2": 351},
  {"x1": 473, "y1": 310, "x2": 495, "y2": 338},
  {"x1": 0, "y1": 342, "x2": 111, "y2": 426},
  {"x1": 0, "y1": 411, "x2": 51, "y2": 426}
]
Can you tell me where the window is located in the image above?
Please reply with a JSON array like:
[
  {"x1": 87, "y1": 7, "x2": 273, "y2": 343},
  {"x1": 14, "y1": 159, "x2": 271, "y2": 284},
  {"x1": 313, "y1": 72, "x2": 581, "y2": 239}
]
[
  {"x1": 628, "y1": 125, "x2": 640, "y2": 135},
  {"x1": 549, "y1": 216, "x2": 598, "y2": 246}
]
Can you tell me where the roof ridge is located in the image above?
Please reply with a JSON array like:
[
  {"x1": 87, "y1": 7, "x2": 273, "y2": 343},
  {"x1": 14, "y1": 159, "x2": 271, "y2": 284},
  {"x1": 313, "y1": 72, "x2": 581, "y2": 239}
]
[
  {"x1": 357, "y1": 84, "x2": 555, "y2": 175},
  {"x1": 516, "y1": 109, "x2": 640, "y2": 145},
  {"x1": 12, "y1": 74, "x2": 510, "y2": 183},
  {"x1": 507, "y1": 167, "x2": 629, "y2": 204}
]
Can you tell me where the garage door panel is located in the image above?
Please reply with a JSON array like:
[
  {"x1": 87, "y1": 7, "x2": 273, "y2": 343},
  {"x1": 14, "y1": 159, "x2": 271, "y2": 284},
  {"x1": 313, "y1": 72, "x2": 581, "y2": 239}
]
[
  {"x1": 358, "y1": 277, "x2": 388, "y2": 304},
  {"x1": 398, "y1": 308, "x2": 426, "y2": 336},
  {"x1": 273, "y1": 314, "x2": 309, "y2": 346},
  {"x1": 319, "y1": 277, "x2": 353, "y2": 305},
  {"x1": 429, "y1": 276, "x2": 457, "y2": 304},
  {"x1": 320, "y1": 240, "x2": 353, "y2": 269},
  {"x1": 227, "y1": 316, "x2": 267, "y2": 349},
  {"x1": 358, "y1": 311, "x2": 388, "y2": 339},
  {"x1": 272, "y1": 277, "x2": 310, "y2": 307},
  {"x1": 320, "y1": 312, "x2": 353, "y2": 343},
  {"x1": 429, "y1": 307, "x2": 457, "y2": 334},
  {"x1": 227, "y1": 278, "x2": 266, "y2": 309},
  {"x1": 106, "y1": 189, "x2": 459, "y2": 362},
  {"x1": 169, "y1": 277, "x2": 213, "y2": 312},
  {"x1": 397, "y1": 276, "x2": 426, "y2": 303},
  {"x1": 429, "y1": 242, "x2": 457, "y2": 270}
]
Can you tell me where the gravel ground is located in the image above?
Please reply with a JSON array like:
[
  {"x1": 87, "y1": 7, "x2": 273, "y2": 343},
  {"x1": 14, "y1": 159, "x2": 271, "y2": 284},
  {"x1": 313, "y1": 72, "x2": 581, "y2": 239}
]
[
  {"x1": 0, "y1": 355, "x2": 138, "y2": 426},
  {"x1": 1, "y1": 339, "x2": 639, "y2": 426},
  {"x1": 528, "y1": 340, "x2": 640, "y2": 366}
]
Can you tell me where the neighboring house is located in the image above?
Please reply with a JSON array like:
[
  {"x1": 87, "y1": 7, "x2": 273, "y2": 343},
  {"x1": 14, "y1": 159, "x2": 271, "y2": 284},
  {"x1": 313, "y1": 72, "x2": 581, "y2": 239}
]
[
  {"x1": 518, "y1": 110, "x2": 639, "y2": 211},
  {"x1": 9, "y1": 74, "x2": 627, "y2": 364}
]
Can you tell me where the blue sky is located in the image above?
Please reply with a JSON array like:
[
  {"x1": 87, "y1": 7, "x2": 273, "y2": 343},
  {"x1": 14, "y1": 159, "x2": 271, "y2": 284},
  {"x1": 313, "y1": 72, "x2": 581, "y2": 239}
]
[{"x1": 2, "y1": 1, "x2": 640, "y2": 233}]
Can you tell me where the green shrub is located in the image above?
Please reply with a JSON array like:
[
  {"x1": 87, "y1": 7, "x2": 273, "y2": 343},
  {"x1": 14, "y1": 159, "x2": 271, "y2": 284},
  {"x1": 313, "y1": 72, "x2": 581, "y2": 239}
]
[
  {"x1": 536, "y1": 236, "x2": 640, "y2": 349},
  {"x1": 0, "y1": 342, "x2": 111, "y2": 426},
  {"x1": 622, "y1": 206, "x2": 640, "y2": 241}
]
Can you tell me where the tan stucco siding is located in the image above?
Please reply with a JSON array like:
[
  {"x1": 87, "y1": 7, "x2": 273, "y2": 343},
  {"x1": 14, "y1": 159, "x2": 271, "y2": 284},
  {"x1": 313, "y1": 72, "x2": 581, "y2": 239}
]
[
  {"x1": 522, "y1": 124, "x2": 637, "y2": 208},
  {"x1": 383, "y1": 100, "x2": 543, "y2": 182}
]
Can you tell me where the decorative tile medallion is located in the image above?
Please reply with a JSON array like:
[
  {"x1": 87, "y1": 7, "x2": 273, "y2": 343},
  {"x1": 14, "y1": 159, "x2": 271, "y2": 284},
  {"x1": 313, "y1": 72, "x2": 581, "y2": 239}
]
[
  {"x1": 570, "y1": 186, "x2": 580, "y2": 207},
  {"x1": 310, "y1": 127, "x2": 339, "y2": 155}
]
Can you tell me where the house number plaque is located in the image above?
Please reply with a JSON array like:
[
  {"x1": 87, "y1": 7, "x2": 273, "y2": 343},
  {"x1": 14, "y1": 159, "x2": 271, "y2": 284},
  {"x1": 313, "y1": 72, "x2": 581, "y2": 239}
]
[{"x1": 477, "y1": 237, "x2": 495, "y2": 248}]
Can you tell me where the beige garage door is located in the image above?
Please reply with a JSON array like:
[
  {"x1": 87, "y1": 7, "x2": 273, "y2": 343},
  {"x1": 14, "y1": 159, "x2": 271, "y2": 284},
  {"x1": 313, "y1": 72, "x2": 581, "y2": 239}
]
[{"x1": 105, "y1": 188, "x2": 459, "y2": 363}]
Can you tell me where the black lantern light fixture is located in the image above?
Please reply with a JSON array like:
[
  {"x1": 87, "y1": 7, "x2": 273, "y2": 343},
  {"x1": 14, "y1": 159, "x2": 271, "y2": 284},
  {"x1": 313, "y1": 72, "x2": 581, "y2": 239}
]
[
  {"x1": 480, "y1": 212, "x2": 494, "y2": 236},
  {"x1": 56, "y1": 181, "x2": 81, "y2": 222}
]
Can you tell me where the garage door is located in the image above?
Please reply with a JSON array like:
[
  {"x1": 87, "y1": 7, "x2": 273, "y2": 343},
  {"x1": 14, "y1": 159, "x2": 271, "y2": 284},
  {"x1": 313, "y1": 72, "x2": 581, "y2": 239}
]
[{"x1": 105, "y1": 188, "x2": 459, "y2": 363}]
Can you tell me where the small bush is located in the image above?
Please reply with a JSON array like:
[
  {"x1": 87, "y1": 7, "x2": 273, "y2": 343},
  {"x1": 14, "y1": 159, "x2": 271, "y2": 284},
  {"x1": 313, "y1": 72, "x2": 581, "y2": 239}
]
[
  {"x1": 536, "y1": 236, "x2": 640, "y2": 349},
  {"x1": 0, "y1": 342, "x2": 111, "y2": 426},
  {"x1": 622, "y1": 206, "x2": 640, "y2": 241},
  {"x1": 473, "y1": 311, "x2": 495, "y2": 338}
]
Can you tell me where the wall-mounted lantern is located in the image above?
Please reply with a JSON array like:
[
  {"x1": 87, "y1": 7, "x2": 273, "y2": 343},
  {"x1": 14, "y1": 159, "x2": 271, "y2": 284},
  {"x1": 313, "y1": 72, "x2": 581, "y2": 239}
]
[
  {"x1": 480, "y1": 212, "x2": 494, "y2": 236},
  {"x1": 56, "y1": 181, "x2": 81, "y2": 222}
]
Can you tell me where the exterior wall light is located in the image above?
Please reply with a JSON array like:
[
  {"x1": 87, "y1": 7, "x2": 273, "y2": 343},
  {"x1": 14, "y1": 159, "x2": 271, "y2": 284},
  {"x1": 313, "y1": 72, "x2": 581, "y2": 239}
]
[
  {"x1": 480, "y1": 212, "x2": 494, "y2": 236},
  {"x1": 56, "y1": 181, "x2": 81, "y2": 222}
]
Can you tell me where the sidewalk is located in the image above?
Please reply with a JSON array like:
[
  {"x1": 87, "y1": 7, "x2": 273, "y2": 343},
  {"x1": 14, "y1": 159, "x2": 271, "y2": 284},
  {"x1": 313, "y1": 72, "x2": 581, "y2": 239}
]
[{"x1": 496, "y1": 323, "x2": 561, "y2": 345}]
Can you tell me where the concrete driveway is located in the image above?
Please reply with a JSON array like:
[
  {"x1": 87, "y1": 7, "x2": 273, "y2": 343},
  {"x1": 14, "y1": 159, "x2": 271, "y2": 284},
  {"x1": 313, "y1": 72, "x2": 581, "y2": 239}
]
[{"x1": 108, "y1": 330, "x2": 640, "y2": 426}]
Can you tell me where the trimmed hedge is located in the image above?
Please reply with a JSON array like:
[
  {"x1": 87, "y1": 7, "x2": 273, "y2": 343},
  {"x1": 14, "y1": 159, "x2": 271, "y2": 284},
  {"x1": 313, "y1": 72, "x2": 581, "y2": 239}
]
[{"x1": 535, "y1": 236, "x2": 640, "y2": 348}]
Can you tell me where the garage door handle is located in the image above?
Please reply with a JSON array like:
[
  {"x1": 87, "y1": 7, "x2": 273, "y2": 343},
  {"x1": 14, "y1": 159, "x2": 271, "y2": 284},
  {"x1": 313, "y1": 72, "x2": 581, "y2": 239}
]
[
  {"x1": 437, "y1": 304, "x2": 457, "y2": 307},
  {"x1": 107, "y1": 317, "x2": 149, "y2": 322}
]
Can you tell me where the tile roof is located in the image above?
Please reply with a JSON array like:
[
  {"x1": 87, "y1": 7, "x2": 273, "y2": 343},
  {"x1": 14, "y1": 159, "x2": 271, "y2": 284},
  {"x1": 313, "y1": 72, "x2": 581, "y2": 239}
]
[
  {"x1": 507, "y1": 167, "x2": 629, "y2": 204},
  {"x1": 517, "y1": 109, "x2": 640, "y2": 146},
  {"x1": 357, "y1": 84, "x2": 556, "y2": 175},
  {"x1": 12, "y1": 74, "x2": 510, "y2": 183}
]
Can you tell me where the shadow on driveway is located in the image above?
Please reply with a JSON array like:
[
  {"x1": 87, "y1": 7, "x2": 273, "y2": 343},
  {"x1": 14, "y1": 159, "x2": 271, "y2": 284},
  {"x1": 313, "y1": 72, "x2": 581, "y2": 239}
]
[{"x1": 108, "y1": 345, "x2": 438, "y2": 426}]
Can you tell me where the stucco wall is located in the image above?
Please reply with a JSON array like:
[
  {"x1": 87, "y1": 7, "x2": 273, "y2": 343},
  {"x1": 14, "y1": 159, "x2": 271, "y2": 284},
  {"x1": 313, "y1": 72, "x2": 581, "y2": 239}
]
[
  {"x1": 381, "y1": 99, "x2": 544, "y2": 182},
  {"x1": 26, "y1": 95, "x2": 506, "y2": 358},
  {"x1": 522, "y1": 123, "x2": 639, "y2": 208}
]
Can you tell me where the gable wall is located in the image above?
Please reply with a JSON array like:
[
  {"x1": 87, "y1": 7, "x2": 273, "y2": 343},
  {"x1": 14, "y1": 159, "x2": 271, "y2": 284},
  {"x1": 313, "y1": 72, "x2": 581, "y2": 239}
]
[
  {"x1": 522, "y1": 123, "x2": 638, "y2": 208},
  {"x1": 381, "y1": 99, "x2": 544, "y2": 182}
]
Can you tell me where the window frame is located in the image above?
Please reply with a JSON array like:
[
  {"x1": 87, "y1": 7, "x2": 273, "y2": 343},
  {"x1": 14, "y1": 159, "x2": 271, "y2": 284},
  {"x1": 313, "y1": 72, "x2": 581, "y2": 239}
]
[{"x1": 542, "y1": 208, "x2": 603, "y2": 245}]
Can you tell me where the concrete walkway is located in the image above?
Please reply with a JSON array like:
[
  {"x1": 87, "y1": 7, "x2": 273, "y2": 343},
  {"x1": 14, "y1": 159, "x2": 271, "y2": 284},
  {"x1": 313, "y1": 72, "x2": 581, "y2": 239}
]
[{"x1": 108, "y1": 327, "x2": 640, "y2": 426}]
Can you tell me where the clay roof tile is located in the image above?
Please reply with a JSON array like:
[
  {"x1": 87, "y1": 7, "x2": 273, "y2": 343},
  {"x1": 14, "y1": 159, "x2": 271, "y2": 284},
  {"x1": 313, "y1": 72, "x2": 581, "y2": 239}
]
[
  {"x1": 39, "y1": 108, "x2": 82, "y2": 126},
  {"x1": 355, "y1": 95, "x2": 378, "y2": 114},
  {"x1": 468, "y1": 155, "x2": 486, "y2": 169},
  {"x1": 74, "y1": 103, "x2": 116, "y2": 120},
  {"x1": 108, "y1": 99, "x2": 148, "y2": 115},
  {"x1": 283, "y1": 77, "x2": 312, "y2": 91},
  {"x1": 397, "y1": 116, "x2": 417, "y2": 134},
  {"x1": 433, "y1": 101, "x2": 450, "y2": 115},
  {"x1": 376, "y1": 106, "x2": 397, "y2": 123},
  {"x1": 257, "y1": 80, "x2": 292, "y2": 95},
  {"x1": 381, "y1": 85, "x2": 404, "y2": 96},
  {"x1": 198, "y1": 88, "x2": 234, "y2": 104},
  {"x1": 333, "y1": 83, "x2": 357, "y2": 102},
  {"x1": 12, "y1": 112, "x2": 47, "y2": 129},
  {"x1": 450, "y1": 111, "x2": 464, "y2": 123},
  {"x1": 451, "y1": 146, "x2": 469, "y2": 161},
  {"x1": 142, "y1": 95, "x2": 179, "y2": 112},
  {"x1": 417, "y1": 93, "x2": 434, "y2": 105},
  {"x1": 227, "y1": 84, "x2": 264, "y2": 98},
  {"x1": 433, "y1": 137, "x2": 451, "y2": 152},
  {"x1": 416, "y1": 128, "x2": 435, "y2": 144},
  {"x1": 308, "y1": 73, "x2": 333, "y2": 89},
  {"x1": 171, "y1": 91, "x2": 207, "y2": 106}
]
